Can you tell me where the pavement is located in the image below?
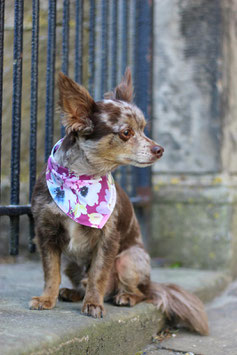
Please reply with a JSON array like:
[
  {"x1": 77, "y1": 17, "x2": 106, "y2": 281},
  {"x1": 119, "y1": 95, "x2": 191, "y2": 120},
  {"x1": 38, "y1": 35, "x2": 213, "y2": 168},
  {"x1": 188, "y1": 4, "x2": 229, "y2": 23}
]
[
  {"x1": 0, "y1": 262, "x2": 231, "y2": 355},
  {"x1": 140, "y1": 279, "x2": 237, "y2": 355}
]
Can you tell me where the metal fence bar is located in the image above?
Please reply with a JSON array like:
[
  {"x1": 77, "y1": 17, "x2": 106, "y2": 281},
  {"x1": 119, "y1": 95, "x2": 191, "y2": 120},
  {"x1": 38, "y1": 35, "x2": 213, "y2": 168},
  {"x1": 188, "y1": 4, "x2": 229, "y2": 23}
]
[
  {"x1": 0, "y1": 0, "x2": 5, "y2": 203},
  {"x1": 75, "y1": 0, "x2": 83, "y2": 84},
  {"x1": 29, "y1": 0, "x2": 39, "y2": 253},
  {"x1": 100, "y1": 0, "x2": 108, "y2": 97},
  {"x1": 111, "y1": 0, "x2": 117, "y2": 89},
  {"x1": 119, "y1": 0, "x2": 128, "y2": 190},
  {"x1": 110, "y1": 0, "x2": 118, "y2": 181},
  {"x1": 29, "y1": 0, "x2": 39, "y2": 201},
  {"x1": 88, "y1": 0, "x2": 95, "y2": 96},
  {"x1": 10, "y1": 0, "x2": 24, "y2": 255},
  {"x1": 121, "y1": 0, "x2": 128, "y2": 74},
  {"x1": 61, "y1": 0, "x2": 70, "y2": 137},
  {"x1": 62, "y1": 0, "x2": 69, "y2": 76},
  {"x1": 134, "y1": 0, "x2": 152, "y2": 122},
  {"x1": 28, "y1": 214, "x2": 35, "y2": 252},
  {"x1": 45, "y1": 0, "x2": 57, "y2": 161},
  {"x1": 133, "y1": 0, "x2": 153, "y2": 248},
  {"x1": 133, "y1": 0, "x2": 152, "y2": 192},
  {"x1": 0, "y1": 205, "x2": 31, "y2": 216},
  {"x1": 131, "y1": 0, "x2": 137, "y2": 198}
]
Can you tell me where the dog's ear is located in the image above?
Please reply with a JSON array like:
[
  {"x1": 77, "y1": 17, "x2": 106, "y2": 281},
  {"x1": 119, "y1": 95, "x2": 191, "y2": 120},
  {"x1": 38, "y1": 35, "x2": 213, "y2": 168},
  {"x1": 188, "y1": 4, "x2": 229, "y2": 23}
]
[
  {"x1": 104, "y1": 67, "x2": 134, "y2": 102},
  {"x1": 58, "y1": 72, "x2": 96, "y2": 134}
]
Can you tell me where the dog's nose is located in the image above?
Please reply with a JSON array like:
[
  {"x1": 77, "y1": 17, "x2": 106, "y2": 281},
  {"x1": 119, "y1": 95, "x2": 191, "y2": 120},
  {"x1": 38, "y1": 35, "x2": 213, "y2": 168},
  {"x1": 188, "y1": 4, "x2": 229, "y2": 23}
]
[{"x1": 151, "y1": 145, "x2": 164, "y2": 157}]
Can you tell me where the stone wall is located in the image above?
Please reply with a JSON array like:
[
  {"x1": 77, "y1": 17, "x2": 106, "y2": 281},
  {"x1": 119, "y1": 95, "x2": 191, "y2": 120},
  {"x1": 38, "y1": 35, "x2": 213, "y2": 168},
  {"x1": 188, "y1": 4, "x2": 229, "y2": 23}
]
[{"x1": 151, "y1": 0, "x2": 237, "y2": 274}]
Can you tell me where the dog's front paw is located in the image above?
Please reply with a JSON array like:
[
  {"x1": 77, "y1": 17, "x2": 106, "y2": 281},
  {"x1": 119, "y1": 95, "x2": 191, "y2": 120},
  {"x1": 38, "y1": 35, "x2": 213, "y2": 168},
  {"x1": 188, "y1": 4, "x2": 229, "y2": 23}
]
[
  {"x1": 29, "y1": 296, "x2": 56, "y2": 310},
  {"x1": 81, "y1": 302, "x2": 105, "y2": 318}
]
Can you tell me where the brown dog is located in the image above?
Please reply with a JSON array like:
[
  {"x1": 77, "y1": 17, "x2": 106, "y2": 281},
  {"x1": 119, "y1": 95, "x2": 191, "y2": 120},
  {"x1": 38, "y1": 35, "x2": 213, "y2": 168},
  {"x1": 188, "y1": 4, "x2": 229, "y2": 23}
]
[{"x1": 30, "y1": 69, "x2": 208, "y2": 335}]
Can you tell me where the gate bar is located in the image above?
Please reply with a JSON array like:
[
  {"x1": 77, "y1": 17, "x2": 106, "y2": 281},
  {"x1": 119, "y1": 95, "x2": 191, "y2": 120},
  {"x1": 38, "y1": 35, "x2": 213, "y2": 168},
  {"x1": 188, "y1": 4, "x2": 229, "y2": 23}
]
[
  {"x1": 61, "y1": 0, "x2": 70, "y2": 137},
  {"x1": 62, "y1": 0, "x2": 69, "y2": 76},
  {"x1": 10, "y1": 0, "x2": 24, "y2": 255},
  {"x1": 100, "y1": 0, "x2": 108, "y2": 97},
  {"x1": 121, "y1": 0, "x2": 128, "y2": 74},
  {"x1": 29, "y1": 0, "x2": 40, "y2": 253},
  {"x1": 29, "y1": 0, "x2": 39, "y2": 201},
  {"x1": 0, "y1": 0, "x2": 5, "y2": 202},
  {"x1": 0, "y1": 205, "x2": 31, "y2": 216},
  {"x1": 133, "y1": 0, "x2": 153, "y2": 248},
  {"x1": 45, "y1": 0, "x2": 57, "y2": 161},
  {"x1": 111, "y1": 0, "x2": 117, "y2": 89},
  {"x1": 120, "y1": 0, "x2": 128, "y2": 190},
  {"x1": 133, "y1": 0, "x2": 152, "y2": 191},
  {"x1": 75, "y1": 0, "x2": 83, "y2": 84},
  {"x1": 88, "y1": 0, "x2": 95, "y2": 96}
]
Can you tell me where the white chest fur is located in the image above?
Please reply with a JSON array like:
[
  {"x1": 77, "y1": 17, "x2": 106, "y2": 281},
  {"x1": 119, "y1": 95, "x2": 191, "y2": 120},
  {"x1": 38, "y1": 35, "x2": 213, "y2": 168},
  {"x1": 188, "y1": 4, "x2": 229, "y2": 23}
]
[{"x1": 64, "y1": 219, "x2": 101, "y2": 261}]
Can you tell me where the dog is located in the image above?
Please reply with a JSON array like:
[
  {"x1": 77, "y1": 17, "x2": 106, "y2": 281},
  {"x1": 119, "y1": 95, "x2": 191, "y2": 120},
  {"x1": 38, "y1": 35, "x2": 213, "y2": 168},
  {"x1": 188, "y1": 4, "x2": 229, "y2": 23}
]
[{"x1": 29, "y1": 69, "x2": 208, "y2": 335}]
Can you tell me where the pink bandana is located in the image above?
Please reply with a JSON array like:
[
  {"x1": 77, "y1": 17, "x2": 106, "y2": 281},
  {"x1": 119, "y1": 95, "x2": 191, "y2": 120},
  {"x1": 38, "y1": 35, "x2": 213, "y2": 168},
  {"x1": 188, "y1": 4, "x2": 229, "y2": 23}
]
[{"x1": 46, "y1": 139, "x2": 117, "y2": 229}]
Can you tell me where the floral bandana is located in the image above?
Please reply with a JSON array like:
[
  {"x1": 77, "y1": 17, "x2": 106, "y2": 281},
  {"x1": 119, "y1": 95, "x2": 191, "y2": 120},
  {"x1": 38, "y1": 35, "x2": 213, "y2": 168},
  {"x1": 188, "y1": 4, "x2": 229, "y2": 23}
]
[{"x1": 46, "y1": 139, "x2": 117, "y2": 229}]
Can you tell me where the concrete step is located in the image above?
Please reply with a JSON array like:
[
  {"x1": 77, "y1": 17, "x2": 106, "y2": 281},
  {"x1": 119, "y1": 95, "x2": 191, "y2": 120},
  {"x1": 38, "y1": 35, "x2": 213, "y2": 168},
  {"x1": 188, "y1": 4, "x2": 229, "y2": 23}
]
[
  {"x1": 140, "y1": 279, "x2": 237, "y2": 355},
  {"x1": 0, "y1": 262, "x2": 231, "y2": 355}
]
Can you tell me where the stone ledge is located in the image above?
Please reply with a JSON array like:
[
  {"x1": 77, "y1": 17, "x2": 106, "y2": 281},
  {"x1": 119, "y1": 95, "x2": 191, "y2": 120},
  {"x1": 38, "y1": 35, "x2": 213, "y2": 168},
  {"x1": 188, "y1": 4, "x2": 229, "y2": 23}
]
[
  {"x1": 150, "y1": 184, "x2": 237, "y2": 271},
  {"x1": 0, "y1": 263, "x2": 231, "y2": 355}
]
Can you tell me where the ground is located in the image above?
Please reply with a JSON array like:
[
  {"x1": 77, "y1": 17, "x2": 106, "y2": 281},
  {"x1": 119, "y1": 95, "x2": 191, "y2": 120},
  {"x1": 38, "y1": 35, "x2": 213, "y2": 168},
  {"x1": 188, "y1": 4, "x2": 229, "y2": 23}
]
[
  {"x1": 0, "y1": 262, "x2": 232, "y2": 354},
  {"x1": 141, "y1": 279, "x2": 237, "y2": 355}
]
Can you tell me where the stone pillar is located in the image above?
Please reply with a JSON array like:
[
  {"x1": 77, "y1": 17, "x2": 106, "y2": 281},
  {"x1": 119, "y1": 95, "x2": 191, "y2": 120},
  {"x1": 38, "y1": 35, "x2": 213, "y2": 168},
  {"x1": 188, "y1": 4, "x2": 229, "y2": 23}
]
[{"x1": 151, "y1": 0, "x2": 237, "y2": 274}]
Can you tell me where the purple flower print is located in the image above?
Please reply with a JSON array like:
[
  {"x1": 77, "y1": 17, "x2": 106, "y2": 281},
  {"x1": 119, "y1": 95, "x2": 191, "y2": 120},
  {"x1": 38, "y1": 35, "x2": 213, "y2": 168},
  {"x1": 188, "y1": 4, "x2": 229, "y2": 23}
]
[
  {"x1": 96, "y1": 189, "x2": 112, "y2": 214},
  {"x1": 96, "y1": 201, "x2": 111, "y2": 215},
  {"x1": 105, "y1": 189, "x2": 111, "y2": 202}
]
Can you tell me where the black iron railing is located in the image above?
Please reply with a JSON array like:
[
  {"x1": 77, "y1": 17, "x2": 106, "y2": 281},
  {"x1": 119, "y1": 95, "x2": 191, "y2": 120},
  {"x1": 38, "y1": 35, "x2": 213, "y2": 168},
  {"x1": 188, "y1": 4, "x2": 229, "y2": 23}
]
[{"x1": 0, "y1": 0, "x2": 153, "y2": 255}]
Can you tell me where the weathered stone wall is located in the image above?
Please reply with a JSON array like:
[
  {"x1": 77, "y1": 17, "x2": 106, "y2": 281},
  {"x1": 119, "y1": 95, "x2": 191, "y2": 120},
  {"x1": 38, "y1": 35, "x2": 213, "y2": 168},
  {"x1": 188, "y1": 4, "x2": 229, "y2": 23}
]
[
  {"x1": 221, "y1": 0, "x2": 237, "y2": 174},
  {"x1": 153, "y1": 0, "x2": 222, "y2": 173},
  {"x1": 151, "y1": 0, "x2": 237, "y2": 274}
]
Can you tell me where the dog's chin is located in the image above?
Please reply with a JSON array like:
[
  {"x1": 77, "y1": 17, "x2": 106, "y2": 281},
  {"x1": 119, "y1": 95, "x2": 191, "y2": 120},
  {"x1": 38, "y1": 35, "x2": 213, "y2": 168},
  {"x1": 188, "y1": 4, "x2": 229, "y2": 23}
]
[
  {"x1": 120, "y1": 157, "x2": 160, "y2": 168},
  {"x1": 131, "y1": 161, "x2": 154, "y2": 167}
]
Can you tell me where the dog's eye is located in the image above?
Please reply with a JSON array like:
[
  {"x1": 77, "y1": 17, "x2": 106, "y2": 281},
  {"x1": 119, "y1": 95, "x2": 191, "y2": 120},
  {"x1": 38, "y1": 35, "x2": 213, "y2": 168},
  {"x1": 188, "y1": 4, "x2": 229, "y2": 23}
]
[{"x1": 119, "y1": 128, "x2": 134, "y2": 141}]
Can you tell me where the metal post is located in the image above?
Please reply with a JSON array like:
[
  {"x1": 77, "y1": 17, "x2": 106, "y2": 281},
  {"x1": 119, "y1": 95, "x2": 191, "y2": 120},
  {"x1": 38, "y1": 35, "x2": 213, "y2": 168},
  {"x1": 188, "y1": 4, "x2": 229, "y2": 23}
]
[
  {"x1": 119, "y1": 0, "x2": 128, "y2": 190},
  {"x1": 0, "y1": 0, "x2": 5, "y2": 203},
  {"x1": 133, "y1": 0, "x2": 152, "y2": 191},
  {"x1": 61, "y1": 0, "x2": 70, "y2": 137},
  {"x1": 133, "y1": 0, "x2": 153, "y2": 247},
  {"x1": 100, "y1": 0, "x2": 108, "y2": 98},
  {"x1": 111, "y1": 0, "x2": 117, "y2": 89},
  {"x1": 88, "y1": 0, "x2": 95, "y2": 96},
  {"x1": 10, "y1": 0, "x2": 24, "y2": 255},
  {"x1": 45, "y1": 0, "x2": 56, "y2": 161},
  {"x1": 29, "y1": 0, "x2": 39, "y2": 201},
  {"x1": 75, "y1": 0, "x2": 83, "y2": 84},
  {"x1": 121, "y1": 0, "x2": 128, "y2": 74},
  {"x1": 28, "y1": 0, "x2": 39, "y2": 253}
]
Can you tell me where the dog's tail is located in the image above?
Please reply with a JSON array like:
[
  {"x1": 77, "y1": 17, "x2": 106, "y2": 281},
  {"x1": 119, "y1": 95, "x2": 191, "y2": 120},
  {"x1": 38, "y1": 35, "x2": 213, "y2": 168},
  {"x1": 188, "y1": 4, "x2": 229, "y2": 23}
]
[{"x1": 146, "y1": 282, "x2": 208, "y2": 335}]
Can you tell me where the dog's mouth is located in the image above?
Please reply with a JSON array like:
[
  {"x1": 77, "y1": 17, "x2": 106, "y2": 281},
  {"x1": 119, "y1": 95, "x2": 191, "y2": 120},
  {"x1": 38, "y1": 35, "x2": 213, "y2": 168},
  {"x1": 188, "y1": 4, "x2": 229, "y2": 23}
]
[
  {"x1": 102, "y1": 154, "x2": 163, "y2": 168},
  {"x1": 126, "y1": 157, "x2": 161, "y2": 167}
]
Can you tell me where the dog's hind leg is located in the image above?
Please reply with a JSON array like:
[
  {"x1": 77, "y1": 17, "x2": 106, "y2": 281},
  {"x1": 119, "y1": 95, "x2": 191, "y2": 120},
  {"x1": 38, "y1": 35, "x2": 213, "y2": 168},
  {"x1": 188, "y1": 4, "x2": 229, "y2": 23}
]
[
  {"x1": 114, "y1": 245, "x2": 151, "y2": 307},
  {"x1": 59, "y1": 261, "x2": 86, "y2": 302},
  {"x1": 59, "y1": 287, "x2": 85, "y2": 302}
]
